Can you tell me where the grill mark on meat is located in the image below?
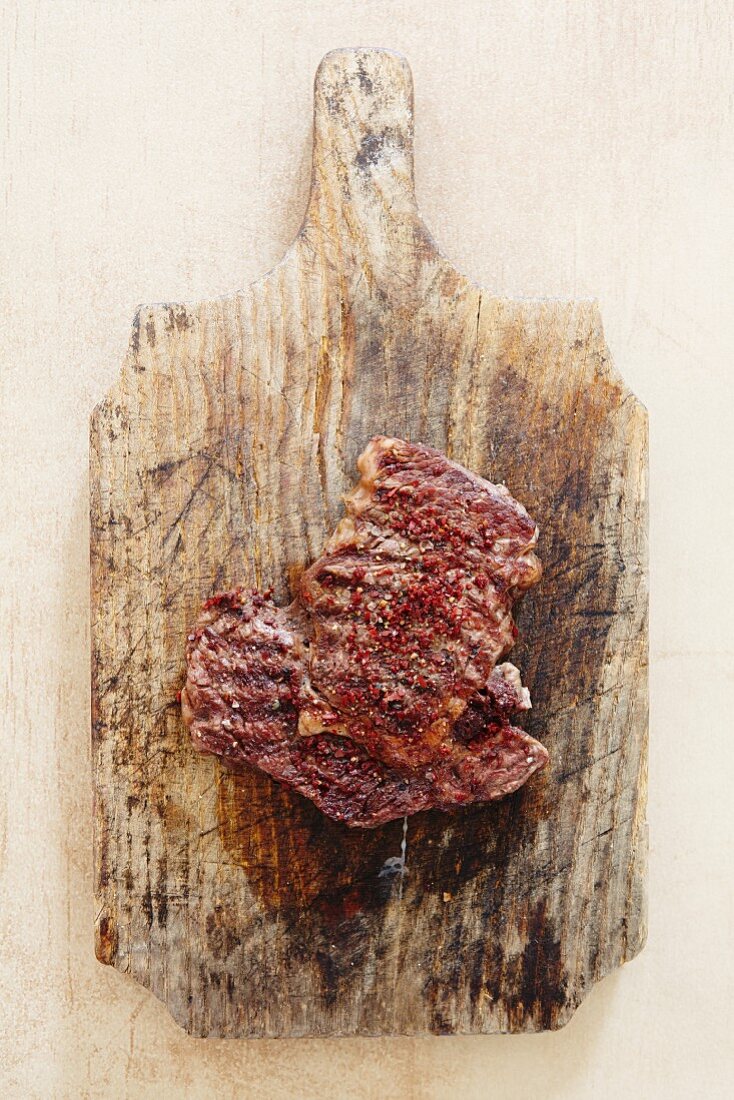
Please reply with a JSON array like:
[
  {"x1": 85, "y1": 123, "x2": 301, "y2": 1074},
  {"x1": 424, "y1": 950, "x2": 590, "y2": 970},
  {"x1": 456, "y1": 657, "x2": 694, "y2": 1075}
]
[{"x1": 182, "y1": 437, "x2": 548, "y2": 827}]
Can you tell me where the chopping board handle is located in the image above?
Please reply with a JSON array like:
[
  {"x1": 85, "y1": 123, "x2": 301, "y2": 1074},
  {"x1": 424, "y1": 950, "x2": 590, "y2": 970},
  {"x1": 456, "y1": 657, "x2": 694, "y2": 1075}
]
[{"x1": 302, "y1": 48, "x2": 439, "y2": 275}]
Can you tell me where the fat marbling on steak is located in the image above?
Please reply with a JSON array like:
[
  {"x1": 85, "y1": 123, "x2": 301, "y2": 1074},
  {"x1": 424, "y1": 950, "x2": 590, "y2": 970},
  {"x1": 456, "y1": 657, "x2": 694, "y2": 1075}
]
[{"x1": 181, "y1": 437, "x2": 548, "y2": 827}]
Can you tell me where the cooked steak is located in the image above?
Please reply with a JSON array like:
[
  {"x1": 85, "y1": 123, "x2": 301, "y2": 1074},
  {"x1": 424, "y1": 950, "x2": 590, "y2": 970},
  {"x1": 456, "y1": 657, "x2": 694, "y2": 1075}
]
[{"x1": 182, "y1": 437, "x2": 548, "y2": 827}]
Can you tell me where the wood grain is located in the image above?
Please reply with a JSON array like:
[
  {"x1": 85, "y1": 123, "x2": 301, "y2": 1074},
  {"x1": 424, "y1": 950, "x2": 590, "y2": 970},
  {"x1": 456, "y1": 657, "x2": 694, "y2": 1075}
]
[{"x1": 90, "y1": 47, "x2": 647, "y2": 1037}]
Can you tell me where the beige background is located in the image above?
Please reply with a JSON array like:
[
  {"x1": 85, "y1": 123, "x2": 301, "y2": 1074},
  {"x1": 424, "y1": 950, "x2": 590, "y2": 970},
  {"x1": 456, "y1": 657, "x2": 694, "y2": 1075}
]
[{"x1": 1, "y1": 1, "x2": 732, "y2": 1097}]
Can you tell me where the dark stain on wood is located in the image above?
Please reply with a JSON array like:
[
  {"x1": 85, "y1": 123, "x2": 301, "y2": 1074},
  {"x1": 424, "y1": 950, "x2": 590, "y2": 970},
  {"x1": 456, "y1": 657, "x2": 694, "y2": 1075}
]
[
  {"x1": 218, "y1": 768, "x2": 408, "y2": 922},
  {"x1": 96, "y1": 911, "x2": 118, "y2": 965}
]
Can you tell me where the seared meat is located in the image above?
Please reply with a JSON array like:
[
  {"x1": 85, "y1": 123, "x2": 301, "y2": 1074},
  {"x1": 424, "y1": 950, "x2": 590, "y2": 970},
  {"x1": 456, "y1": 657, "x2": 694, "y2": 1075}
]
[{"x1": 182, "y1": 437, "x2": 547, "y2": 827}]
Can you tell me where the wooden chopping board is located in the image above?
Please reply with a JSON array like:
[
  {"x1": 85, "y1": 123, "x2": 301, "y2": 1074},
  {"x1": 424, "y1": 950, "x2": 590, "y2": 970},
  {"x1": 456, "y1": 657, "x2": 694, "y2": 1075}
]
[{"x1": 90, "y1": 47, "x2": 648, "y2": 1037}]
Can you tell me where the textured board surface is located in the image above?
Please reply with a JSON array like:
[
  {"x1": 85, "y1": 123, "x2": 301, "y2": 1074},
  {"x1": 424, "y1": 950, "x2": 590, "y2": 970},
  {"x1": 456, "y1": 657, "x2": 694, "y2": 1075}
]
[{"x1": 90, "y1": 47, "x2": 648, "y2": 1037}]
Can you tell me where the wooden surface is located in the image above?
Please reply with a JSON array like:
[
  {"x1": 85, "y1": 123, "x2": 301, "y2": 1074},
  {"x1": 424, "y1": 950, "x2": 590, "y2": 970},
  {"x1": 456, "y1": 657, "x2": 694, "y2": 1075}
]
[
  {"x1": 4, "y1": 1, "x2": 734, "y2": 1094},
  {"x1": 90, "y1": 46, "x2": 647, "y2": 1038}
]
